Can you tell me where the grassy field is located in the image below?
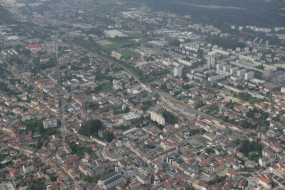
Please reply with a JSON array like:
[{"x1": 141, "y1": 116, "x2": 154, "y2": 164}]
[
  {"x1": 103, "y1": 43, "x2": 122, "y2": 49},
  {"x1": 118, "y1": 50, "x2": 139, "y2": 58},
  {"x1": 96, "y1": 0, "x2": 118, "y2": 4},
  {"x1": 102, "y1": 83, "x2": 116, "y2": 94},
  {"x1": 126, "y1": 32, "x2": 143, "y2": 38}
]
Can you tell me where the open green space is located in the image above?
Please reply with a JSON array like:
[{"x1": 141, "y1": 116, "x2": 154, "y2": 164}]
[
  {"x1": 103, "y1": 43, "x2": 122, "y2": 49},
  {"x1": 70, "y1": 142, "x2": 92, "y2": 158},
  {"x1": 126, "y1": 32, "x2": 143, "y2": 38},
  {"x1": 96, "y1": 0, "x2": 118, "y2": 4},
  {"x1": 118, "y1": 50, "x2": 140, "y2": 58},
  {"x1": 102, "y1": 83, "x2": 117, "y2": 94}
]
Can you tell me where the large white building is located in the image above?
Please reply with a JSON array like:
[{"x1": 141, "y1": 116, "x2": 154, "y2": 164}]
[
  {"x1": 245, "y1": 71, "x2": 254, "y2": 80},
  {"x1": 0, "y1": 182, "x2": 16, "y2": 190},
  {"x1": 216, "y1": 62, "x2": 226, "y2": 72},
  {"x1": 177, "y1": 58, "x2": 193, "y2": 66},
  {"x1": 174, "y1": 65, "x2": 183, "y2": 77},
  {"x1": 237, "y1": 69, "x2": 247, "y2": 77},
  {"x1": 207, "y1": 53, "x2": 216, "y2": 67},
  {"x1": 208, "y1": 75, "x2": 226, "y2": 82},
  {"x1": 111, "y1": 51, "x2": 122, "y2": 59},
  {"x1": 230, "y1": 67, "x2": 239, "y2": 75},
  {"x1": 150, "y1": 111, "x2": 165, "y2": 126},
  {"x1": 43, "y1": 119, "x2": 57, "y2": 129},
  {"x1": 104, "y1": 30, "x2": 128, "y2": 38},
  {"x1": 223, "y1": 65, "x2": 231, "y2": 72},
  {"x1": 262, "y1": 68, "x2": 273, "y2": 79}
]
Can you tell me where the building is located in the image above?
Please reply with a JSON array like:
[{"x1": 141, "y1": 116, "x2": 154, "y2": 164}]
[
  {"x1": 191, "y1": 66, "x2": 211, "y2": 74},
  {"x1": 177, "y1": 58, "x2": 193, "y2": 66},
  {"x1": 22, "y1": 164, "x2": 34, "y2": 174},
  {"x1": 208, "y1": 75, "x2": 226, "y2": 82},
  {"x1": 98, "y1": 172, "x2": 125, "y2": 190},
  {"x1": 245, "y1": 71, "x2": 254, "y2": 80},
  {"x1": 216, "y1": 62, "x2": 226, "y2": 72},
  {"x1": 237, "y1": 69, "x2": 247, "y2": 77},
  {"x1": 262, "y1": 68, "x2": 273, "y2": 79},
  {"x1": 212, "y1": 48, "x2": 230, "y2": 56},
  {"x1": 207, "y1": 54, "x2": 216, "y2": 67},
  {"x1": 43, "y1": 119, "x2": 57, "y2": 129},
  {"x1": 223, "y1": 65, "x2": 231, "y2": 73},
  {"x1": 0, "y1": 182, "x2": 16, "y2": 190},
  {"x1": 102, "y1": 149, "x2": 122, "y2": 161},
  {"x1": 136, "y1": 172, "x2": 151, "y2": 185},
  {"x1": 258, "y1": 157, "x2": 273, "y2": 167},
  {"x1": 230, "y1": 67, "x2": 239, "y2": 75},
  {"x1": 111, "y1": 51, "x2": 122, "y2": 59},
  {"x1": 150, "y1": 111, "x2": 165, "y2": 126},
  {"x1": 28, "y1": 44, "x2": 42, "y2": 53},
  {"x1": 174, "y1": 65, "x2": 183, "y2": 77},
  {"x1": 104, "y1": 30, "x2": 128, "y2": 38}
]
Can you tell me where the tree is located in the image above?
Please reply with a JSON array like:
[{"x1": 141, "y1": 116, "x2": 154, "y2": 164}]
[
  {"x1": 227, "y1": 129, "x2": 232, "y2": 134},
  {"x1": 239, "y1": 140, "x2": 262, "y2": 161},
  {"x1": 125, "y1": 179, "x2": 131, "y2": 186},
  {"x1": 36, "y1": 138, "x2": 43, "y2": 150},
  {"x1": 212, "y1": 83, "x2": 218, "y2": 88},
  {"x1": 205, "y1": 147, "x2": 215, "y2": 154},
  {"x1": 50, "y1": 176, "x2": 57, "y2": 182},
  {"x1": 195, "y1": 100, "x2": 205, "y2": 109},
  {"x1": 84, "y1": 175, "x2": 93, "y2": 183},
  {"x1": 225, "y1": 100, "x2": 236, "y2": 110},
  {"x1": 86, "y1": 27, "x2": 103, "y2": 36},
  {"x1": 169, "y1": 39, "x2": 180, "y2": 47},
  {"x1": 162, "y1": 111, "x2": 178, "y2": 124},
  {"x1": 78, "y1": 120, "x2": 104, "y2": 138},
  {"x1": 208, "y1": 175, "x2": 227, "y2": 185},
  {"x1": 103, "y1": 131, "x2": 114, "y2": 142},
  {"x1": 223, "y1": 116, "x2": 229, "y2": 122}
]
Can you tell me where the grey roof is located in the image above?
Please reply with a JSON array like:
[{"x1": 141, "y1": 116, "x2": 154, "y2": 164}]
[
  {"x1": 103, "y1": 174, "x2": 123, "y2": 185},
  {"x1": 99, "y1": 172, "x2": 124, "y2": 185},
  {"x1": 99, "y1": 171, "x2": 119, "y2": 181}
]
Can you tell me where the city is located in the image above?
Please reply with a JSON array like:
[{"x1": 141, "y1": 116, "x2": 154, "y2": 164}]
[{"x1": 0, "y1": 0, "x2": 285, "y2": 189}]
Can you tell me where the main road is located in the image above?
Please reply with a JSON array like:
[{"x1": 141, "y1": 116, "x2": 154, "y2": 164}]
[{"x1": 155, "y1": 89, "x2": 227, "y2": 126}]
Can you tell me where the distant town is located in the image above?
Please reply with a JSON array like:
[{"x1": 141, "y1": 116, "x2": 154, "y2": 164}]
[{"x1": 0, "y1": 0, "x2": 285, "y2": 190}]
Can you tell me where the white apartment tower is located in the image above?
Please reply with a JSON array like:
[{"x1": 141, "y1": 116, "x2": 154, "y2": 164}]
[
  {"x1": 245, "y1": 71, "x2": 255, "y2": 80},
  {"x1": 174, "y1": 65, "x2": 183, "y2": 78},
  {"x1": 262, "y1": 68, "x2": 273, "y2": 79},
  {"x1": 207, "y1": 55, "x2": 216, "y2": 67},
  {"x1": 237, "y1": 69, "x2": 247, "y2": 77},
  {"x1": 207, "y1": 52, "x2": 217, "y2": 67},
  {"x1": 150, "y1": 112, "x2": 165, "y2": 126}
]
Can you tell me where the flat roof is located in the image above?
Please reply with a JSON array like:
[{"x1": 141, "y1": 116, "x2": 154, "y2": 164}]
[
  {"x1": 104, "y1": 30, "x2": 128, "y2": 38},
  {"x1": 0, "y1": 182, "x2": 16, "y2": 190}
]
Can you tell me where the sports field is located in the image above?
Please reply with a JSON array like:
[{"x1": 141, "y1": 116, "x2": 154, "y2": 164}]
[{"x1": 118, "y1": 50, "x2": 140, "y2": 58}]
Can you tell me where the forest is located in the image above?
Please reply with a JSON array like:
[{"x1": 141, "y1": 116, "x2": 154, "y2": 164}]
[
  {"x1": 0, "y1": 5, "x2": 18, "y2": 24},
  {"x1": 129, "y1": 0, "x2": 285, "y2": 27}
]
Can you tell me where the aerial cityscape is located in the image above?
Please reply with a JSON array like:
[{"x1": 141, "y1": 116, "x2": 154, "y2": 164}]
[{"x1": 0, "y1": 0, "x2": 285, "y2": 189}]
